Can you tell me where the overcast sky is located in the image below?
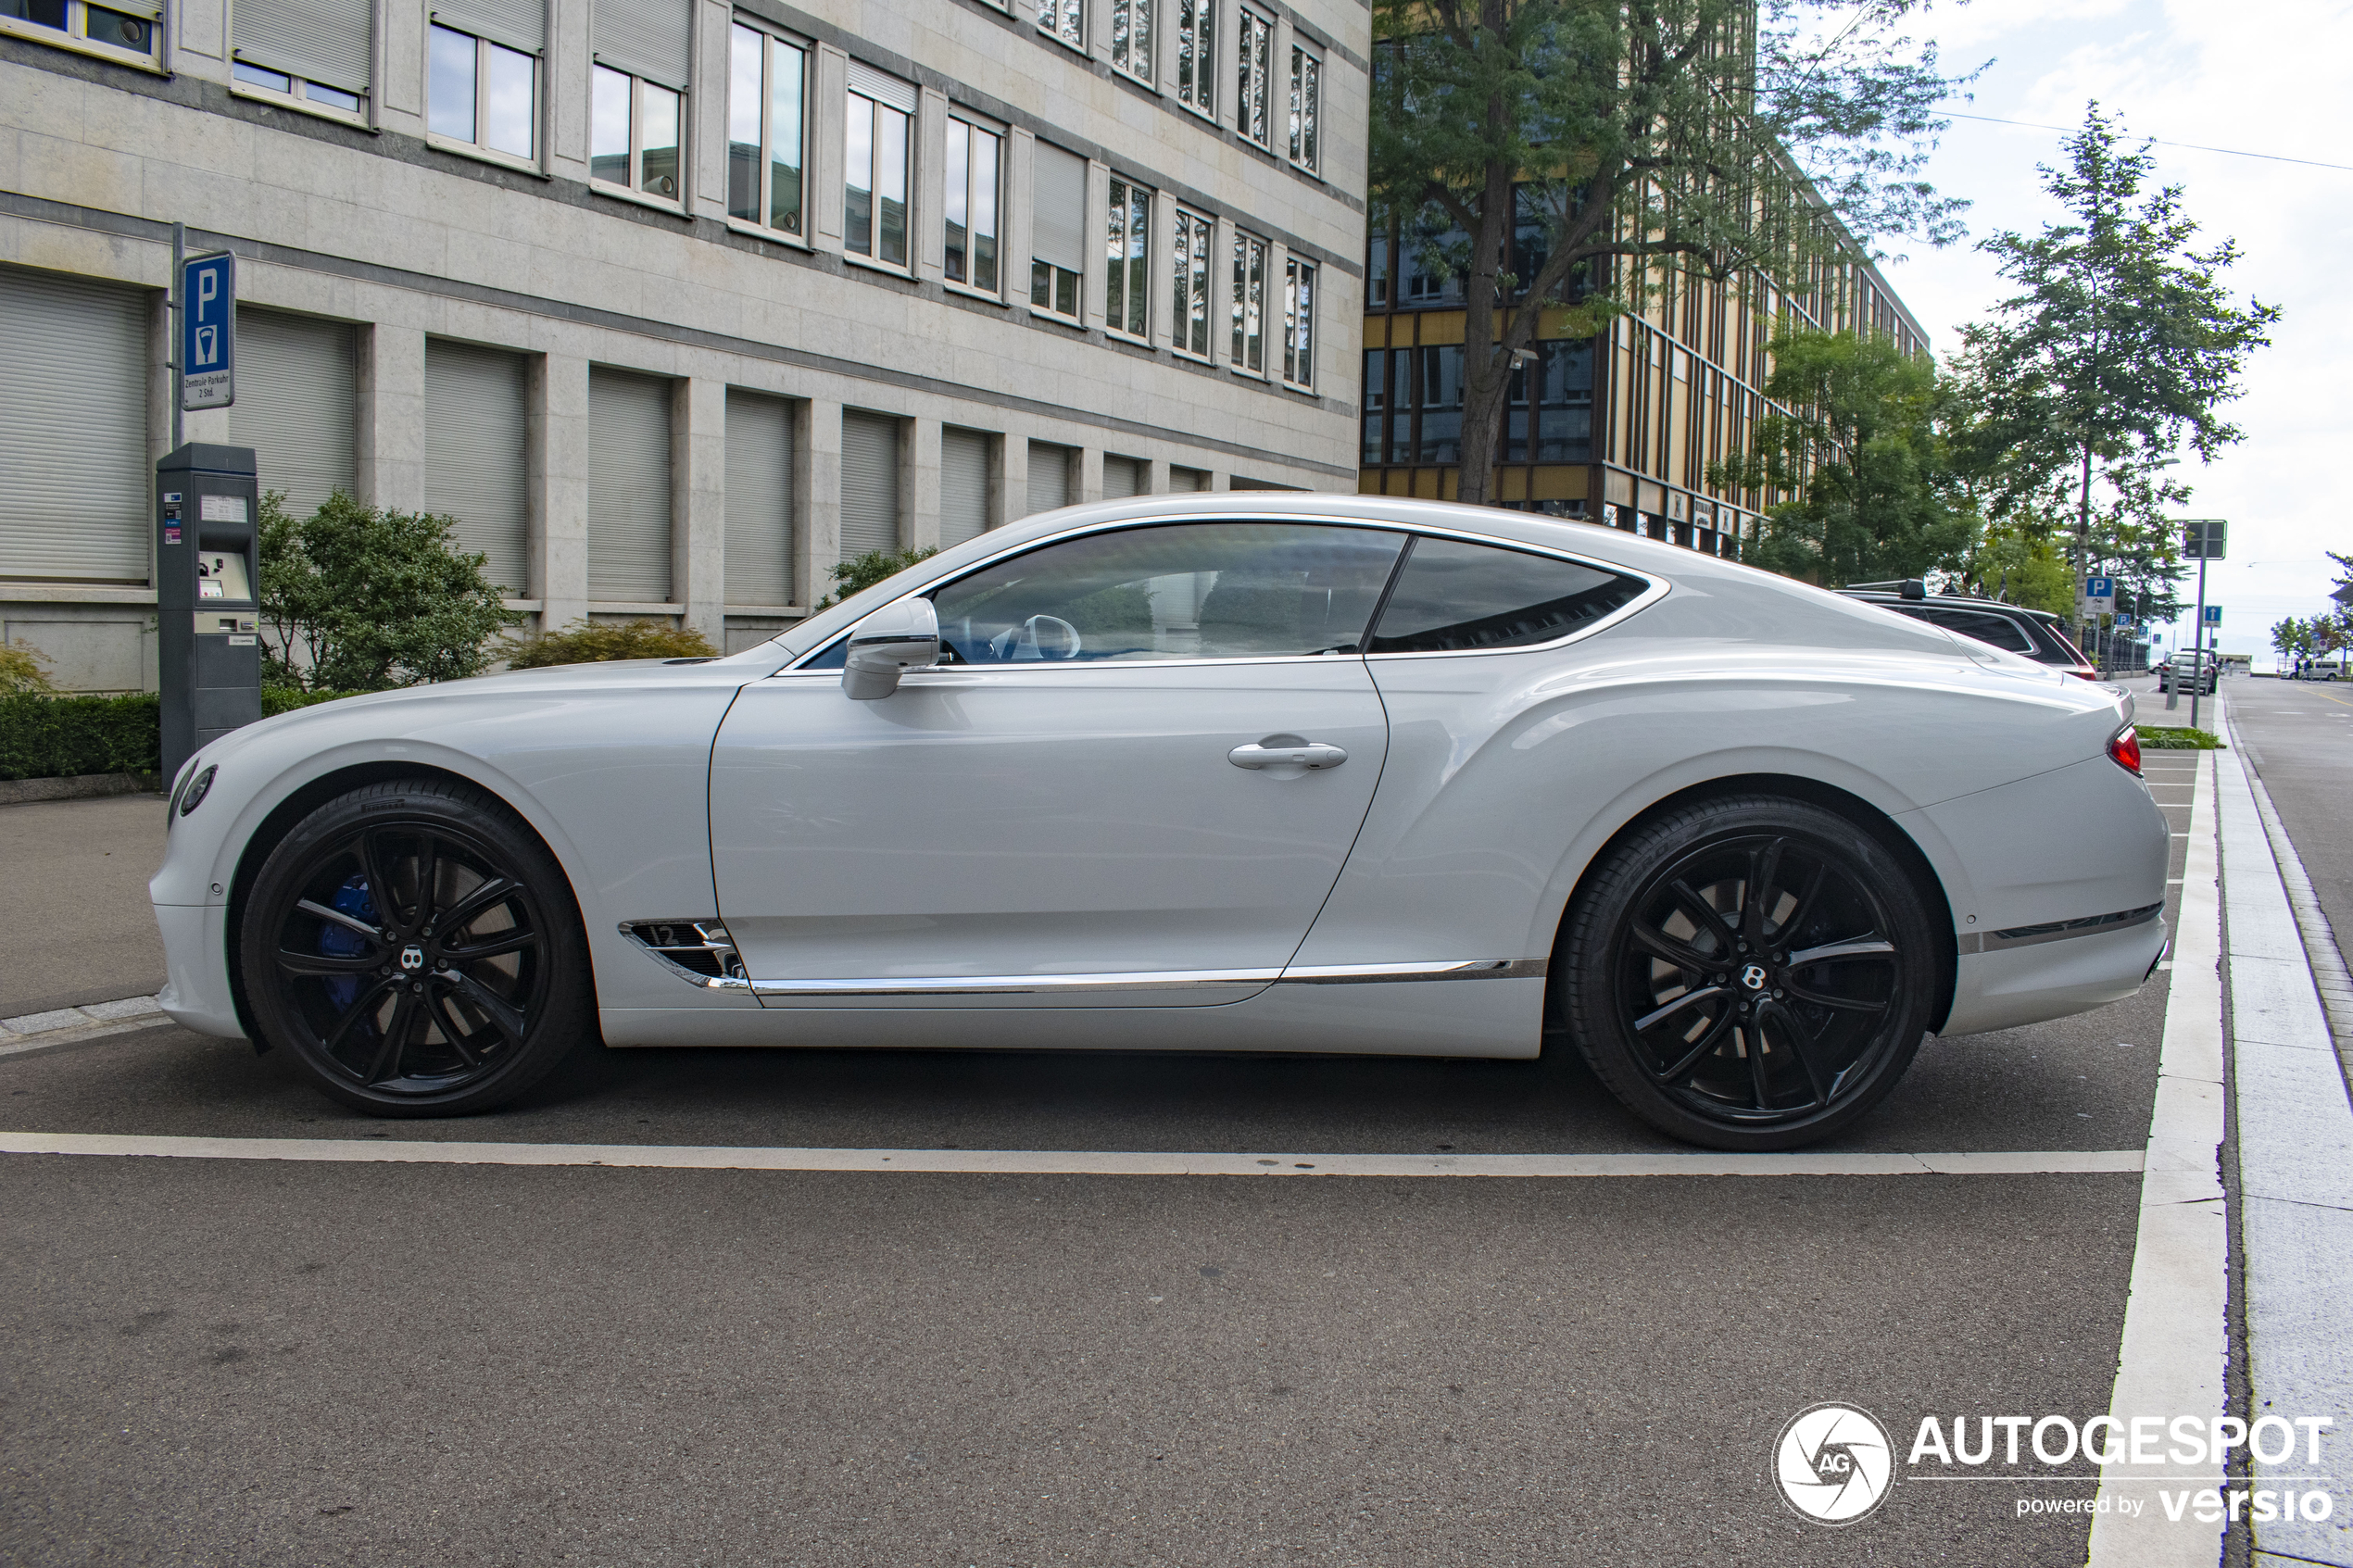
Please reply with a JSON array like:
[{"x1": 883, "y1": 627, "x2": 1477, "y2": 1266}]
[{"x1": 1862, "y1": 0, "x2": 2348, "y2": 664}]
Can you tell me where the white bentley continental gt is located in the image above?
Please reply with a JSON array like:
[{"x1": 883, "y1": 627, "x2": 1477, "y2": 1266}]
[{"x1": 150, "y1": 495, "x2": 2170, "y2": 1149}]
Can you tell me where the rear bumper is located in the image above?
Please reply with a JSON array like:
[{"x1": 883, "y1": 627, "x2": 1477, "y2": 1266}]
[
  {"x1": 154, "y1": 900, "x2": 246, "y2": 1041},
  {"x1": 1940, "y1": 913, "x2": 2169, "y2": 1037}
]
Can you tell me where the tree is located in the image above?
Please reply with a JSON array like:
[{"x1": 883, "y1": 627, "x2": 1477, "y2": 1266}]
[
  {"x1": 1368, "y1": 0, "x2": 1969, "y2": 506},
  {"x1": 812, "y1": 546, "x2": 940, "y2": 609},
  {"x1": 259, "y1": 490, "x2": 522, "y2": 691},
  {"x1": 1958, "y1": 106, "x2": 2277, "y2": 629},
  {"x1": 1712, "y1": 325, "x2": 1969, "y2": 584}
]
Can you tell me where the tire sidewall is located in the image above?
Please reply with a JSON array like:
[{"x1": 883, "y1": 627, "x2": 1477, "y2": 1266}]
[
  {"x1": 1557, "y1": 796, "x2": 1940, "y2": 1151},
  {"x1": 239, "y1": 782, "x2": 593, "y2": 1116}
]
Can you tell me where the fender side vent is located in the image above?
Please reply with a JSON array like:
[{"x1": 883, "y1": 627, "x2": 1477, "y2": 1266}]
[{"x1": 622, "y1": 920, "x2": 746, "y2": 981}]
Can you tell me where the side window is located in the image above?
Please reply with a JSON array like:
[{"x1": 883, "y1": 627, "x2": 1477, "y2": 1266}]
[
  {"x1": 927, "y1": 522, "x2": 1407, "y2": 664},
  {"x1": 1922, "y1": 607, "x2": 2036, "y2": 655},
  {"x1": 1367, "y1": 536, "x2": 1646, "y2": 654}
]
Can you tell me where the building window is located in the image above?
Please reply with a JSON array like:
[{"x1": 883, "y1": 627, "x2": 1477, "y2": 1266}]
[
  {"x1": 1234, "y1": 6, "x2": 1271, "y2": 148},
  {"x1": 945, "y1": 118, "x2": 1002, "y2": 295},
  {"x1": 844, "y1": 78, "x2": 912, "y2": 268},
  {"x1": 1, "y1": 0, "x2": 157, "y2": 63},
  {"x1": 1415, "y1": 345, "x2": 1464, "y2": 462},
  {"x1": 1282, "y1": 256, "x2": 1314, "y2": 388},
  {"x1": 1030, "y1": 143, "x2": 1088, "y2": 322},
  {"x1": 592, "y1": 65, "x2": 683, "y2": 200},
  {"x1": 230, "y1": 0, "x2": 369, "y2": 115},
  {"x1": 1038, "y1": 0, "x2": 1082, "y2": 52},
  {"x1": 429, "y1": 25, "x2": 535, "y2": 160},
  {"x1": 1171, "y1": 207, "x2": 1214, "y2": 359},
  {"x1": 1287, "y1": 44, "x2": 1319, "y2": 172},
  {"x1": 1230, "y1": 230, "x2": 1266, "y2": 373},
  {"x1": 1110, "y1": 0, "x2": 1151, "y2": 81},
  {"x1": 1504, "y1": 341, "x2": 1594, "y2": 462},
  {"x1": 1367, "y1": 224, "x2": 1390, "y2": 307},
  {"x1": 1361, "y1": 348, "x2": 1385, "y2": 466},
  {"x1": 727, "y1": 23, "x2": 805, "y2": 235},
  {"x1": 1174, "y1": 0, "x2": 1214, "y2": 117},
  {"x1": 1104, "y1": 179, "x2": 1150, "y2": 340}
]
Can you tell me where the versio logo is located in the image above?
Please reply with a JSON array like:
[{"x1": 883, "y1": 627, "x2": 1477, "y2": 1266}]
[{"x1": 1776, "y1": 1403, "x2": 1895, "y2": 1525}]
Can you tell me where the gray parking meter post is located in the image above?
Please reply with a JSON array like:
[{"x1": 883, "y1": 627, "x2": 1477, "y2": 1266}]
[{"x1": 157, "y1": 445, "x2": 264, "y2": 784}]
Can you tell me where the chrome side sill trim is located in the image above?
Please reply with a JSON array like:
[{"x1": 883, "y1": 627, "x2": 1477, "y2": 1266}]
[
  {"x1": 733, "y1": 959, "x2": 1548, "y2": 997},
  {"x1": 1276, "y1": 959, "x2": 1549, "y2": 984},
  {"x1": 1957, "y1": 902, "x2": 2165, "y2": 956},
  {"x1": 748, "y1": 969, "x2": 1284, "y2": 997}
]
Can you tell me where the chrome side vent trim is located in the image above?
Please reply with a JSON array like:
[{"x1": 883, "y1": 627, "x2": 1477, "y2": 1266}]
[{"x1": 621, "y1": 921, "x2": 751, "y2": 990}]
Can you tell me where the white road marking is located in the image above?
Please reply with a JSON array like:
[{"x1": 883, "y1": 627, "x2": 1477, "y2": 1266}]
[{"x1": 0, "y1": 1131, "x2": 2145, "y2": 1179}]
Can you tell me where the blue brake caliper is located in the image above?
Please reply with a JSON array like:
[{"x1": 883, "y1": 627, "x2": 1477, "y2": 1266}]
[{"x1": 319, "y1": 874, "x2": 378, "y2": 1010}]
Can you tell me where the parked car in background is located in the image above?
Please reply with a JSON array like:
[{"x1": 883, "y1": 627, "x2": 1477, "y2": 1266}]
[
  {"x1": 1838, "y1": 582, "x2": 2100, "y2": 680},
  {"x1": 2161, "y1": 651, "x2": 2220, "y2": 695}
]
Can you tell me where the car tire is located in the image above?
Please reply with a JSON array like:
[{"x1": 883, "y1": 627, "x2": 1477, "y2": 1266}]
[
  {"x1": 1554, "y1": 794, "x2": 1941, "y2": 1151},
  {"x1": 238, "y1": 777, "x2": 596, "y2": 1117}
]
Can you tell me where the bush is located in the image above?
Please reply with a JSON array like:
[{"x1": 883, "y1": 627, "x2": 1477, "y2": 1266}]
[
  {"x1": 493, "y1": 620, "x2": 719, "y2": 671},
  {"x1": 1, "y1": 640, "x2": 57, "y2": 696},
  {"x1": 260, "y1": 489, "x2": 522, "y2": 691},
  {"x1": 815, "y1": 547, "x2": 939, "y2": 609},
  {"x1": 0, "y1": 694, "x2": 161, "y2": 781},
  {"x1": 2138, "y1": 725, "x2": 2222, "y2": 750},
  {"x1": 262, "y1": 687, "x2": 366, "y2": 716}
]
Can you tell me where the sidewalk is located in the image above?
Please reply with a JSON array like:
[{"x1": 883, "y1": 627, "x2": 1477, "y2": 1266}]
[{"x1": 0, "y1": 792, "x2": 167, "y2": 1018}]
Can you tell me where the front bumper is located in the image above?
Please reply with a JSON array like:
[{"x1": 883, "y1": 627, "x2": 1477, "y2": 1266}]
[{"x1": 154, "y1": 900, "x2": 247, "y2": 1040}]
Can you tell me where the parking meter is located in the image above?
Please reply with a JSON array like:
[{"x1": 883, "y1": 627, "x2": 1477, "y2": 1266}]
[{"x1": 157, "y1": 444, "x2": 263, "y2": 782}]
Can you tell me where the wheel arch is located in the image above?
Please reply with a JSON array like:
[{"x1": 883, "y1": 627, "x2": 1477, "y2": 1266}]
[
  {"x1": 1547, "y1": 771, "x2": 1959, "y2": 1035},
  {"x1": 223, "y1": 760, "x2": 587, "y2": 1048}
]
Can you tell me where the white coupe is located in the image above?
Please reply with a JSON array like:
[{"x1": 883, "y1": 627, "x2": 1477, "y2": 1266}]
[{"x1": 152, "y1": 495, "x2": 2170, "y2": 1149}]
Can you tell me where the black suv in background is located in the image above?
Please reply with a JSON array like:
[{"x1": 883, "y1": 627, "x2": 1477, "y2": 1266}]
[{"x1": 1839, "y1": 581, "x2": 2101, "y2": 681}]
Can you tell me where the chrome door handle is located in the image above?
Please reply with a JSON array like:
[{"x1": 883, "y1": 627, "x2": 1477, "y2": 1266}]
[{"x1": 1228, "y1": 740, "x2": 1348, "y2": 771}]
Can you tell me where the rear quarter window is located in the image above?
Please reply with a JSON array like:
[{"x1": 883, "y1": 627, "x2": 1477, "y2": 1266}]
[{"x1": 1366, "y1": 536, "x2": 1647, "y2": 654}]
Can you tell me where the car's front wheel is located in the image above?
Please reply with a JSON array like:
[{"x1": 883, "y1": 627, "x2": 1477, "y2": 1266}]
[
  {"x1": 1555, "y1": 795, "x2": 1941, "y2": 1151},
  {"x1": 238, "y1": 778, "x2": 595, "y2": 1116}
]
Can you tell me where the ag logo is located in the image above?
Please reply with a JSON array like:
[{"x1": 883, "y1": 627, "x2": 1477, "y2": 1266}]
[{"x1": 1774, "y1": 1402, "x2": 1894, "y2": 1525}]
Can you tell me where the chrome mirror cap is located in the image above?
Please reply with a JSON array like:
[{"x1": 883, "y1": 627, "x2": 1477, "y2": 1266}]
[{"x1": 842, "y1": 596, "x2": 941, "y2": 699}]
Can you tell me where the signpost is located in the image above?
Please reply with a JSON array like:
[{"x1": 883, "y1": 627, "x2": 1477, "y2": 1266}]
[
  {"x1": 2179, "y1": 521, "x2": 2227, "y2": 732},
  {"x1": 179, "y1": 249, "x2": 236, "y2": 414}
]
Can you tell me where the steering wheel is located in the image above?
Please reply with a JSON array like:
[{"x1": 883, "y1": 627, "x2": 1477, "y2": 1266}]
[{"x1": 988, "y1": 614, "x2": 1084, "y2": 662}]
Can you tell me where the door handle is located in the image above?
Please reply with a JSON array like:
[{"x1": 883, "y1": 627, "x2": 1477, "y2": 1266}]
[{"x1": 1228, "y1": 740, "x2": 1348, "y2": 771}]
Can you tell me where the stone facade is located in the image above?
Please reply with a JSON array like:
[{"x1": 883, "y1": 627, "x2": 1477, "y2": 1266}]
[{"x1": 0, "y1": 0, "x2": 1365, "y2": 684}]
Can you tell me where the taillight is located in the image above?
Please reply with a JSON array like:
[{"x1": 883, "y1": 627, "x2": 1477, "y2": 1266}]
[{"x1": 2109, "y1": 726, "x2": 2142, "y2": 776}]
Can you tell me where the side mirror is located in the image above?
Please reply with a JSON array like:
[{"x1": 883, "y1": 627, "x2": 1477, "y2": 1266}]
[{"x1": 842, "y1": 596, "x2": 941, "y2": 700}]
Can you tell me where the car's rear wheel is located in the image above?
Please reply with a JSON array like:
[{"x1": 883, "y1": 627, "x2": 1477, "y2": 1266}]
[
  {"x1": 1556, "y1": 795, "x2": 1940, "y2": 1151},
  {"x1": 238, "y1": 778, "x2": 595, "y2": 1116}
]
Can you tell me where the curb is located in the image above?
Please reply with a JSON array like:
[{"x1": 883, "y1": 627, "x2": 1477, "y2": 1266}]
[
  {"x1": 0, "y1": 772, "x2": 164, "y2": 807},
  {"x1": 2230, "y1": 714, "x2": 2353, "y2": 1098},
  {"x1": 0, "y1": 996, "x2": 173, "y2": 1060}
]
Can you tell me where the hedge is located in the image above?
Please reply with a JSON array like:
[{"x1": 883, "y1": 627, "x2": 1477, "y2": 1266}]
[{"x1": 0, "y1": 689, "x2": 365, "y2": 782}]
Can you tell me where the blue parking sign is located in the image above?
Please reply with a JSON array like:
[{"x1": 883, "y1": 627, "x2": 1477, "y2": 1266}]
[
  {"x1": 2083, "y1": 576, "x2": 2114, "y2": 599},
  {"x1": 180, "y1": 252, "x2": 235, "y2": 411}
]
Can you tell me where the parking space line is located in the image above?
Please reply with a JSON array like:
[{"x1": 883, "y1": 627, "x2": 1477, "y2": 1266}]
[{"x1": 0, "y1": 1130, "x2": 2145, "y2": 1178}]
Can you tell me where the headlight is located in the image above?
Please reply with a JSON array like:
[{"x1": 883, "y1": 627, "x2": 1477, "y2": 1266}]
[{"x1": 177, "y1": 764, "x2": 218, "y2": 818}]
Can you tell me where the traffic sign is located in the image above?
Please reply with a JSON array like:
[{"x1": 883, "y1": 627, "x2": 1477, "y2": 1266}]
[
  {"x1": 2202, "y1": 605, "x2": 2223, "y2": 624},
  {"x1": 2083, "y1": 576, "x2": 2115, "y2": 599},
  {"x1": 2181, "y1": 519, "x2": 2228, "y2": 560},
  {"x1": 180, "y1": 251, "x2": 235, "y2": 411}
]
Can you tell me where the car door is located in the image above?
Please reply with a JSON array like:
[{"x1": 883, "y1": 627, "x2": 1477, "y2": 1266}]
[{"x1": 708, "y1": 519, "x2": 1408, "y2": 1006}]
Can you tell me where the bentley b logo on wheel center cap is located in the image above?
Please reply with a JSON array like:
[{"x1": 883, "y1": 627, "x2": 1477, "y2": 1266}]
[
  {"x1": 1741, "y1": 963, "x2": 1769, "y2": 991},
  {"x1": 399, "y1": 945, "x2": 425, "y2": 972}
]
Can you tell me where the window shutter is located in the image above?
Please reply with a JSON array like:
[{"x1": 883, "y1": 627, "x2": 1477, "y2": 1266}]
[
  {"x1": 724, "y1": 391, "x2": 795, "y2": 606},
  {"x1": 231, "y1": 309, "x2": 356, "y2": 523},
  {"x1": 1031, "y1": 144, "x2": 1088, "y2": 272},
  {"x1": 592, "y1": 0, "x2": 689, "y2": 88},
  {"x1": 1101, "y1": 456, "x2": 1140, "y2": 498},
  {"x1": 940, "y1": 428, "x2": 990, "y2": 547},
  {"x1": 431, "y1": 0, "x2": 545, "y2": 55},
  {"x1": 233, "y1": 0, "x2": 371, "y2": 91},
  {"x1": 845, "y1": 59, "x2": 916, "y2": 114},
  {"x1": 0, "y1": 266, "x2": 149, "y2": 582},
  {"x1": 587, "y1": 367, "x2": 673, "y2": 602},
  {"x1": 1026, "y1": 441, "x2": 1071, "y2": 516},
  {"x1": 1170, "y1": 465, "x2": 1209, "y2": 492},
  {"x1": 425, "y1": 339, "x2": 531, "y2": 596},
  {"x1": 839, "y1": 411, "x2": 900, "y2": 558}
]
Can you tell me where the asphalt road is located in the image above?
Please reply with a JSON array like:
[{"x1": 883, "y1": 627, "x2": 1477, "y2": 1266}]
[
  {"x1": 2221, "y1": 672, "x2": 2353, "y2": 962},
  {"x1": 0, "y1": 793, "x2": 168, "y2": 1018},
  {"x1": 0, "y1": 747, "x2": 2201, "y2": 1567}
]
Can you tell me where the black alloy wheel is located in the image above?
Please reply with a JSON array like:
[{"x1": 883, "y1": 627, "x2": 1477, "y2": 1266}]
[
  {"x1": 240, "y1": 778, "x2": 595, "y2": 1115},
  {"x1": 1557, "y1": 795, "x2": 1940, "y2": 1150}
]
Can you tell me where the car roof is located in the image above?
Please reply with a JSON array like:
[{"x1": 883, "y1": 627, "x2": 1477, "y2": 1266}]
[{"x1": 1838, "y1": 590, "x2": 2057, "y2": 625}]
